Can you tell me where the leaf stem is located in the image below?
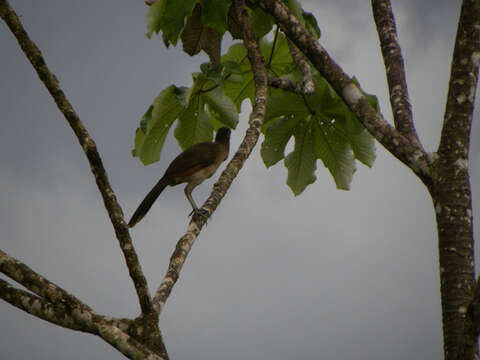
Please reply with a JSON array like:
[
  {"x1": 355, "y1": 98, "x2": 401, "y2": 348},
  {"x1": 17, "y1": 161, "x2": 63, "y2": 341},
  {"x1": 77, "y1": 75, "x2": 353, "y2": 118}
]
[{"x1": 267, "y1": 26, "x2": 280, "y2": 67}]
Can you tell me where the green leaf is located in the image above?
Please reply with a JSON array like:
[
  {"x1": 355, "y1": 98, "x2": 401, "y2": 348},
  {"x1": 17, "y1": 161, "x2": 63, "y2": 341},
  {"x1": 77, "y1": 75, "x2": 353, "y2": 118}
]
[
  {"x1": 202, "y1": 86, "x2": 238, "y2": 128},
  {"x1": 146, "y1": 0, "x2": 166, "y2": 37},
  {"x1": 334, "y1": 123, "x2": 376, "y2": 167},
  {"x1": 312, "y1": 116, "x2": 355, "y2": 190},
  {"x1": 260, "y1": 33, "x2": 293, "y2": 75},
  {"x1": 159, "y1": 0, "x2": 198, "y2": 46},
  {"x1": 222, "y1": 61, "x2": 243, "y2": 84},
  {"x1": 261, "y1": 72, "x2": 377, "y2": 193},
  {"x1": 303, "y1": 12, "x2": 321, "y2": 39},
  {"x1": 251, "y1": 7, "x2": 273, "y2": 38},
  {"x1": 222, "y1": 34, "x2": 293, "y2": 110},
  {"x1": 188, "y1": 72, "x2": 216, "y2": 102},
  {"x1": 201, "y1": 0, "x2": 231, "y2": 34},
  {"x1": 261, "y1": 114, "x2": 300, "y2": 167},
  {"x1": 306, "y1": 74, "x2": 376, "y2": 167},
  {"x1": 222, "y1": 44, "x2": 253, "y2": 109},
  {"x1": 140, "y1": 105, "x2": 153, "y2": 133},
  {"x1": 207, "y1": 105, "x2": 228, "y2": 130},
  {"x1": 147, "y1": 0, "x2": 167, "y2": 38},
  {"x1": 133, "y1": 86, "x2": 184, "y2": 165},
  {"x1": 174, "y1": 97, "x2": 213, "y2": 149},
  {"x1": 285, "y1": 119, "x2": 317, "y2": 195},
  {"x1": 132, "y1": 105, "x2": 152, "y2": 157},
  {"x1": 264, "y1": 88, "x2": 309, "y2": 125},
  {"x1": 283, "y1": 0, "x2": 304, "y2": 24}
]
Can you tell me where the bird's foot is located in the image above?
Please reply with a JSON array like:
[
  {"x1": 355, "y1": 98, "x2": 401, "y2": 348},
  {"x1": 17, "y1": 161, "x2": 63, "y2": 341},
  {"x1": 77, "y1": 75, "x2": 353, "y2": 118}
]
[{"x1": 189, "y1": 208, "x2": 209, "y2": 223}]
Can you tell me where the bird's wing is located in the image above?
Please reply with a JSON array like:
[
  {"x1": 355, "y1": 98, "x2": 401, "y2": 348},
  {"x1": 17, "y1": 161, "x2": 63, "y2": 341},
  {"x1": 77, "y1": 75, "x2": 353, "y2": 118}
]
[{"x1": 163, "y1": 142, "x2": 221, "y2": 178}]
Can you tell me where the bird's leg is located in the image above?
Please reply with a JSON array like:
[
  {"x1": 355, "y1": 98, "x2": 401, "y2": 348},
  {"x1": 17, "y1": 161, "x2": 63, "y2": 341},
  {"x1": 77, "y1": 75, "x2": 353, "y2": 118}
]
[{"x1": 184, "y1": 184, "x2": 209, "y2": 220}]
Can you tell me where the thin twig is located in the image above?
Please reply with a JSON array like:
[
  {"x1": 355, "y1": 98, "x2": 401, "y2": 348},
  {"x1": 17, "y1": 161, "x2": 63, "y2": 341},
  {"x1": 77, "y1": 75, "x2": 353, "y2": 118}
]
[
  {"x1": 371, "y1": 0, "x2": 420, "y2": 148},
  {"x1": 287, "y1": 39, "x2": 315, "y2": 94},
  {"x1": 267, "y1": 74, "x2": 304, "y2": 94},
  {"x1": 152, "y1": 0, "x2": 268, "y2": 315},
  {"x1": 0, "y1": 0, "x2": 153, "y2": 316}
]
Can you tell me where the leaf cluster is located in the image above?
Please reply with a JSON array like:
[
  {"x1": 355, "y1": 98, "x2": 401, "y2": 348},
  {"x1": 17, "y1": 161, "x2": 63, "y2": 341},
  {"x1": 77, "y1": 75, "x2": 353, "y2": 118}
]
[{"x1": 133, "y1": 0, "x2": 376, "y2": 194}]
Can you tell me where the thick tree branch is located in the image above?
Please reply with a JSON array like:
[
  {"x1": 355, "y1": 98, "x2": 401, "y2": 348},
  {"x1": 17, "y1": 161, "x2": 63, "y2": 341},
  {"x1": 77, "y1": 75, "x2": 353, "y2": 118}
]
[
  {"x1": 0, "y1": 249, "x2": 133, "y2": 331},
  {"x1": 431, "y1": 1, "x2": 479, "y2": 359},
  {"x1": 0, "y1": 277, "x2": 133, "y2": 333},
  {"x1": 0, "y1": 248, "x2": 164, "y2": 359},
  {"x1": 93, "y1": 320, "x2": 166, "y2": 360},
  {"x1": 152, "y1": 0, "x2": 268, "y2": 315},
  {"x1": 438, "y1": 0, "x2": 479, "y2": 157},
  {"x1": 371, "y1": 0, "x2": 421, "y2": 149},
  {"x1": 0, "y1": 0, "x2": 153, "y2": 316},
  {"x1": 258, "y1": 0, "x2": 432, "y2": 184},
  {"x1": 0, "y1": 278, "x2": 86, "y2": 331},
  {"x1": 0, "y1": 249, "x2": 92, "y2": 311}
]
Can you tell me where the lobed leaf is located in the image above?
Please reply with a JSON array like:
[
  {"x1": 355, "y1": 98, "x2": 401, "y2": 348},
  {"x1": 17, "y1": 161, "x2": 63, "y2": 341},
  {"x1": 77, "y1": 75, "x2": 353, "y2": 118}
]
[
  {"x1": 202, "y1": 86, "x2": 239, "y2": 128},
  {"x1": 261, "y1": 114, "x2": 300, "y2": 167},
  {"x1": 285, "y1": 119, "x2": 317, "y2": 196},
  {"x1": 146, "y1": 0, "x2": 198, "y2": 46},
  {"x1": 174, "y1": 96, "x2": 213, "y2": 149},
  {"x1": 222, "y1": 35, "x2": 294, "y2": 110},
  {"x1": 200, "y1": 0, "x2": 231, "y2": 35},
  {"x1": 303, "y1": 12, "x2": 321, "y2": 39},
  {"x1": 264, "y1": 87, "x2": 309, "y2": 125},
  {"x1": 261, "y1": 72, "x2": 376, "y2": 193},
  {"x1": 133, "y1": 86, "x2": 184, "y2": 165},
  {"x1": 146, "y1": 0, "x2": 166, "y2": 37},
  {"x1": 251, "y1": 7, "x2": 274, "y2": 38},
  {"x1": 312, "y1": 116, "x2": 355, "y2": 190}
]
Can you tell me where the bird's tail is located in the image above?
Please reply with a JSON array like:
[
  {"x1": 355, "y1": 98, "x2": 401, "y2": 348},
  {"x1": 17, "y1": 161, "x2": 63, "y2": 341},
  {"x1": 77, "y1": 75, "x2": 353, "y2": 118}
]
[{"x1": 128, "y1": 179, "x2": 168, "y2": 227}]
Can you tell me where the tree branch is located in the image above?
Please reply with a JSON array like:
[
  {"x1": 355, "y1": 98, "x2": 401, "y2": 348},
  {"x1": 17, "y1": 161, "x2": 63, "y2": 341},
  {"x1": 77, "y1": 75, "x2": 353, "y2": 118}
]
[
  {"x1": 438, "y1": 0, "x2": 479, "y2": 157},
  {"x1": 0, "y1": 248, "x2": 165, "y2": 359},
  {"x1": 0, "y1": 249, "x2": 92, "y2": 311},
  {"x1": 371, "y1": 0, "x2": 421, "y2": 149},
  {"x1": 287, "y1": 39, "x2": 315, "y2": 94},
  {"x1": 267, "y1": 74, "x2": 305, "y2": 94},
  {"x1": 258, "y1": 0, "x2": 433, "y2": 184},
  {"x1": 0, "y1": 277, "x2": 133, "y2": 333},
  {"x1": 151, "y1": 0, "x2": 268, "y2": 315},
  {"x1": 93, "y1": 319, "x2": 166, "y2": 360},
  {"x1": 432, "y1": 1, "x2": 479, "y2": 359},
  {"x1": 0, "y1": 0, "x2": 153, "y2": 316},
  {"x1": 0, "y1": 278, "x2": 87, "y2": 331}
]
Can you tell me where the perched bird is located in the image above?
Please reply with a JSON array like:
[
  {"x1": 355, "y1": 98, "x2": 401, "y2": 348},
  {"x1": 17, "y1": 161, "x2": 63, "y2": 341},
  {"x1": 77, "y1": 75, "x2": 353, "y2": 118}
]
[{"x1": 128, "y1": 127, "x2": 231, "y2": 227}]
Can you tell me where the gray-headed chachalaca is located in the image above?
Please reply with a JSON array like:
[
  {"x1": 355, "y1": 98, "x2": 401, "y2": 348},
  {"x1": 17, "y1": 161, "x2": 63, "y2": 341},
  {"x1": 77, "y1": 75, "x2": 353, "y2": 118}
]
[{"x1": 128, "y1": 127, "x2": 231, "y2": 227}]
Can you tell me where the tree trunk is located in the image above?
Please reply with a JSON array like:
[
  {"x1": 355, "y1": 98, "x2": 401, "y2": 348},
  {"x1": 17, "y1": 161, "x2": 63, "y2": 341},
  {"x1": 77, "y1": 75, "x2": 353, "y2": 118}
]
[{"x1": 429, "y1": 162, "x2": 476, "y2": 359}]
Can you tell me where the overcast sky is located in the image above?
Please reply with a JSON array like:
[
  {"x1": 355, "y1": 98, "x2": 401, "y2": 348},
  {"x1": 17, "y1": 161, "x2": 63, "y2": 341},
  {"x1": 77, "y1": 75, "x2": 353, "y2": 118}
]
[{"x1": 1, "y1": 1, "x2": 479, "y2": 359}]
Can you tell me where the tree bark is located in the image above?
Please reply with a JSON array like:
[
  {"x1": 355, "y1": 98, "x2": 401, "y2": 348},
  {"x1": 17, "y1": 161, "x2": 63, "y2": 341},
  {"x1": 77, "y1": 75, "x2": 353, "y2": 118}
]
[{"x1": 430, "y1": 1, "x2": 480, "y2": 359}]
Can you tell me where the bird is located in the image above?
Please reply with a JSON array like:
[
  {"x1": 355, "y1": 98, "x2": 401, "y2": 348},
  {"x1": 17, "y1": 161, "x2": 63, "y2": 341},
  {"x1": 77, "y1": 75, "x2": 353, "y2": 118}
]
[{"x1": 128, "y1": 127, "x2": 231, "y2": 227}]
